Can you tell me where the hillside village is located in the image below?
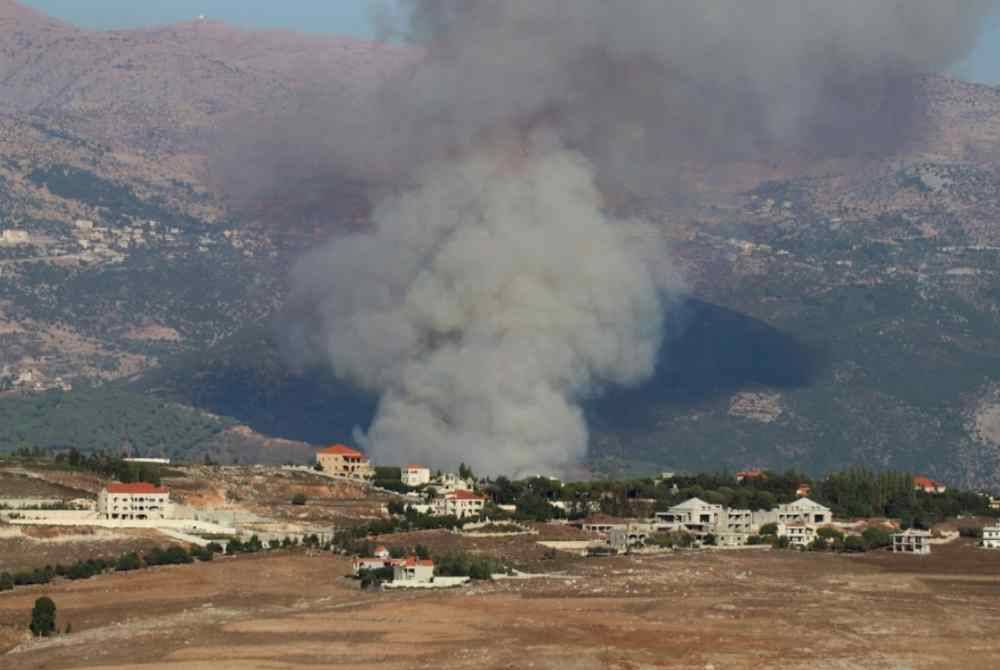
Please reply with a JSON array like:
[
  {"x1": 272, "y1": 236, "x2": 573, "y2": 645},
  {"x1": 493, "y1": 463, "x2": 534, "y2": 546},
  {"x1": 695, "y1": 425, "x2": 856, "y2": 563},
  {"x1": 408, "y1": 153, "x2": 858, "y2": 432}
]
[{"x1": 3, "y1": 442, "x2": 1000, "y2": 593}]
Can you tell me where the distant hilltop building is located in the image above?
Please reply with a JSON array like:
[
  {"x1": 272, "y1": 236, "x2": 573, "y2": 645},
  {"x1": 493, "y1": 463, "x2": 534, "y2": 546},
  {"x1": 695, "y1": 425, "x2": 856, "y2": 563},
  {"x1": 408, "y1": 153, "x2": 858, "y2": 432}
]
[
  {"x1": 0, "y1": 229, "x2": 29, "y2": 245},
  {"x1": 913, "y1": 476, "x2": 947, "y2": 494},
  {"x1": 315, "y1": 444, "x2": 374, "y2": 481},
  {"x1": 123, "y1": 457, "x2": 171, "y2": 465},
  {"x1": 736, "y1": 468, "x2": 767, "y2": 483},
  {"x1": 98, "y1": 482, "x2": 170, "y2": 521}
]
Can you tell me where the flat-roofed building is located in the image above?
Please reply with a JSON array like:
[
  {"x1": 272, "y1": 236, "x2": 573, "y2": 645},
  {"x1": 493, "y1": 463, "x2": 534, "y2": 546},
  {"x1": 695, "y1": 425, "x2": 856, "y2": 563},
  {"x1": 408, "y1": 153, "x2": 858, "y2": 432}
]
[
  {"x1": 892, "y1": 529, "x2": 931, "y2": 555},
  {"x1": 402, "y1": 465, "x2": 431, "y2": 487},
  {"x1": 981, "y1": 524, "x2": 1000, "y2": 549},
  {"x1": 98, "y1": 482, "x2": 170, "y2": 520}
]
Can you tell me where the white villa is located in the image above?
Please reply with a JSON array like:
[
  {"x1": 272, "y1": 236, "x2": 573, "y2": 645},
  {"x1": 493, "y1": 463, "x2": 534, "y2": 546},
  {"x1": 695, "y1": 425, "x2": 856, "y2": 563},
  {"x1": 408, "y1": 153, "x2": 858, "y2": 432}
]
[
  {"x1": 432, "y1": 490, "x2": 486, "y2": 519},
  {"x1": 97, "y1": 482, "x2": 171, "y2": 521},
  {"x1": 654, "y1": 497, "x2": 834, "y2": 547},
  {"x1": 402, "y1": 465, "x2": 431, "y2": 487},
  {"x1": 892, "y1": 529, "x2": 931, "y2": 555},
  {"x1": 780, "y1": 522, "x2": 817, "y2": 548},
  {"x1": 431, "y1": 472, "x2": 475, "y2": 494},
  {"x1": 981, "y1": 524, "x2": 1000, "y2": 549}
]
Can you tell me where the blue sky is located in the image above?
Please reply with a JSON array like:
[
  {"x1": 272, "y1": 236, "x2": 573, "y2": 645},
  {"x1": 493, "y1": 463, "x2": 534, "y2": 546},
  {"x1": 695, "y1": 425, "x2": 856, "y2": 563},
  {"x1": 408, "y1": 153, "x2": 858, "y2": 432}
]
[{"x1": 21, "y1": 1, "x2": 1000, "y2": 85}]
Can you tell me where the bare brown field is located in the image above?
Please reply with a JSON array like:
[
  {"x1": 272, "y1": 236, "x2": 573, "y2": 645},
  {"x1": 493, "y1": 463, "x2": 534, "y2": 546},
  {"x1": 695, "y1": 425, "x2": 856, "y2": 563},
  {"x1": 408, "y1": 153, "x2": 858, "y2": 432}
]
[
  {"x1": 0, "y1": 525, "x2": 174, "y2": 574},
  {"x1": 2, "y1": 544, "x2": 999, "y2": 669}
]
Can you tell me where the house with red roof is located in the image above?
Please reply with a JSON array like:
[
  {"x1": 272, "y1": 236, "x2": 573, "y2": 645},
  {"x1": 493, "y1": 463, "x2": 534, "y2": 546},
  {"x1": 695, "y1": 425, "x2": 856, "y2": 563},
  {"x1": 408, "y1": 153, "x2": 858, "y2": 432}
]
[
  {"x1": 97, "y1": 482, "x2": 171, "y2": 521},
  {"x1": 432, "y1": 489, "x2": 485, "y2": 519},
  {"x1": 736, "y1": 468, "x2": 767, "y2": 483},
  {"x1": 913, "y1": 476, "x2": 947, "y2": 494},
  {"x1": 315, "y1": 443, "x2": 374, "y2": 481}
]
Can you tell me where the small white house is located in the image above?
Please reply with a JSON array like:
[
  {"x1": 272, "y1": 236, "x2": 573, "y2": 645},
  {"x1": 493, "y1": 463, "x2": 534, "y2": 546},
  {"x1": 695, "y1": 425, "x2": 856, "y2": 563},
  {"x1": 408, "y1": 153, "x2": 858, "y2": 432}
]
[
  {"x1": 401, "y1": 465, "x2": 431, "y2": 487},
  {"x1": 982, "y1": 524, "x2": 1000, "y2": 549},
  {"x1": 892, "y1": 529, "x2": 931, "y2": 555},
  {"x1": 393, "y1": 557, "x2": 435, "y2": 583}
]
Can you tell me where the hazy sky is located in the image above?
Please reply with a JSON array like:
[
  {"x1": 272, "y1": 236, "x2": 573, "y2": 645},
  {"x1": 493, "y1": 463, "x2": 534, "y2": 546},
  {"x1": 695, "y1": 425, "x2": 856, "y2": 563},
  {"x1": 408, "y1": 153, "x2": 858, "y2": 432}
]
[{"x1": 21, "y1": 1, "x2": 1000, "y2": 85}]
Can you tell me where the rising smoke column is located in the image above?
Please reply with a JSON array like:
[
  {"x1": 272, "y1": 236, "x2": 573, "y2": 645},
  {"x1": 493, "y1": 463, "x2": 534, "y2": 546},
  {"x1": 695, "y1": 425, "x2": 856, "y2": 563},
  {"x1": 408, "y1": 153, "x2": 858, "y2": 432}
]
[
  {"x1": 277, "y1": 1, "x2": 996, "y2": 475},
  {"x1": 291, "y1": 133, "x2": 674, "y2": 475}
]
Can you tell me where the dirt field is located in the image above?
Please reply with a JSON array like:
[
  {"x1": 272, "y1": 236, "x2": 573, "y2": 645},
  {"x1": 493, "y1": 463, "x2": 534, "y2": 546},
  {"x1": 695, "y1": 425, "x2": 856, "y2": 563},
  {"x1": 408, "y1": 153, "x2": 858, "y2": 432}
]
[
  {"x1": 2, "y1": 542, "x2": 999, "y2": 669},
  {"x1": 0, "y1": 524, "x2": 174, "y2": 574}
]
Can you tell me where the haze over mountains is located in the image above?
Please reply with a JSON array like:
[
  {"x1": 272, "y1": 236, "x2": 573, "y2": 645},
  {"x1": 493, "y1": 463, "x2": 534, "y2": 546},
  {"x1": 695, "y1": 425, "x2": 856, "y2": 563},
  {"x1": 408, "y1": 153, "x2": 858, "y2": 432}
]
[{"x1": 3, "y1": 1, "x2": 1000, "y2": 486}]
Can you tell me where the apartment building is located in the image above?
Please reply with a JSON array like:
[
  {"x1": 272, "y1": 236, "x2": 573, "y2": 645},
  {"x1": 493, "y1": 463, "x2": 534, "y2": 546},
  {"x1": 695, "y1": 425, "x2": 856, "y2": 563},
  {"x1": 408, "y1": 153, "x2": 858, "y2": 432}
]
[
  {"x1": 981, "y1": 524, "x2": 1000, "y2": 549},
  {"x1": 401, "y1": 465, "x2": 431, "y2": 487},
  {"x1": 315, "y1": 444, "x2": 374, "y2": 481},
  {"x1": 432, "y1": 489, "x2": 485, "y2": 519},
  {"x1": 892, "y1": 529, "x2": 931, "y2": 555},
  {"x1": 97, "y1": 482, "x2": 170, "y2": 521}
]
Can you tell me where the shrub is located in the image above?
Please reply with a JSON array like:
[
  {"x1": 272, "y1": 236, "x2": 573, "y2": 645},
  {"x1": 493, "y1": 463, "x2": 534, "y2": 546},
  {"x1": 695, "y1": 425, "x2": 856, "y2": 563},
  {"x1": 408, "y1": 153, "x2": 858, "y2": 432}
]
[
  {"x1": 0, "y1": 572, "x2": 13, "y2": 591},
  {"x1": 205, "y1": 542, "x2": 224, "y2": 554},
  {"x1": 115, "y1": 552, "x2": 141, "y2": 572},
  {"x1": 30, "y1": 597, "x2": 56, "y2": 637},
  {"x1": 759, "y1": 522, "x2": 779, "y2": 536},
  {"x1": 861, "y1": 526, "x2": 892, "y2": 550},
  {"x1": 702, "y1": 533, "x2": 717, "y2": 546},
  {"x1": 959, "y1": 526, "x2": 983, "y2": 539},
  {"x1": 842, "y1": 535, "x2": 867, "y2": 553},
  {"x1": 291, "y1": 493, "x2": 307, "y2": 506},
  {"x1": 145, "y1": 546, "x2": 193, "y2": 566}
]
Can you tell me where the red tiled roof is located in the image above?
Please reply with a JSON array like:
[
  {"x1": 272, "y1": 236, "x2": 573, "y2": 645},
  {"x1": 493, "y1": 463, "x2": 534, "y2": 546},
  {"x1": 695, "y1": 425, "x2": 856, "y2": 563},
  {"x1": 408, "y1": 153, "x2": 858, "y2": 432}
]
[
  {"x1": 403, "y1": 557, "x2": 434, "y2": 567},
  {"x1": 447, "y1": 489, "x2": 484, "y2": 501},
  {"x1": 405, "y1": 464, "x2": 426, "y2": 470},
  {"x1": 317, "y1": 443, "x2": 364, "y2": 457},
  {"x1": 105, "y1": 482, "x2": 168, "y2": 494},
  {"x1": 737, "y1": 468, "x2": 767, "y2": 479},
  {"x1": 913, "y1": 475, "x2": 943, "y2": 489}
]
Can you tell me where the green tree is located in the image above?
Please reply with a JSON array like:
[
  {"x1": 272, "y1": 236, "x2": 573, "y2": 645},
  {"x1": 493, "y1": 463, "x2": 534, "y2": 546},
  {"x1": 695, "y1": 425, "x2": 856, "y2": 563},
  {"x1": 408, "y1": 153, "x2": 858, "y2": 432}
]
[
  {"x1": 759, "y1": 522, "x2": 779, "y2": 536},
  {"x1": 0, "y1": 572, "x2": 13, "y2": 591},
  {"x1": 291, "y1": 492, "x2": 307, "y2": 506},
  {"x1": 861, "y1": 526, "x2": 891, "y2": 549},
  {"x1": 30, "y1": 597, "x2": 57, "y2": 637}
]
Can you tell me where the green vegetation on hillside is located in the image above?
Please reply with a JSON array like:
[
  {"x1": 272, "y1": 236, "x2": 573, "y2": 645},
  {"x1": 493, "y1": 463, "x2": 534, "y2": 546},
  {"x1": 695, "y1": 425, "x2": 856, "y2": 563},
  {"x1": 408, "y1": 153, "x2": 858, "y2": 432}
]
[{"x1": 0, "y1": 387, "x2": 229, "y2": 457}]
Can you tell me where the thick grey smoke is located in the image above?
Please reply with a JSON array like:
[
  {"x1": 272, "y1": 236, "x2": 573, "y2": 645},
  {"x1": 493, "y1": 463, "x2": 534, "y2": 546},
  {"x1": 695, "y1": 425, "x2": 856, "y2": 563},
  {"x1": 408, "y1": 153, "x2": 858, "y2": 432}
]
[{"x1": 277, "y1": 1, "x2": 995, "y2": 475}]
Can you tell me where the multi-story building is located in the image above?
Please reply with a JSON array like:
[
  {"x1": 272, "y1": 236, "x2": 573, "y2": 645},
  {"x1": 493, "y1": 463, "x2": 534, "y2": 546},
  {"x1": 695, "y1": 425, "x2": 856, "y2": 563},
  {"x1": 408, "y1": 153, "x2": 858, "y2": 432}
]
[
  {"x1": 432, "y1": 490, "x2": 485, "y2": 519},
  {"x1": 655, "y1": 497, "x2": 834, "y2": 546},
  {"x1": 755, "y1": 498, "x2": 832, "y2": 527},
  {"x1": 401, "y1": 465, "x2": 431, "y2": 487},
  {"x1": 97, "y1": 482, "x2": 170, "y2": 521},
  {"x1": 981, "y1": 524, "x2": 1000, "y2": 549},
  {"x1": 431, "y1": 472, "x2": 475, "y2": 494},
  {"x1": 892, "y1": 529, "x2": 931, "y2": 554},
  {"x1": 655, "y1": 497, "x2": 724, "y2": 539},
  {"x1": 315, "y1": 444, "x2": 374, "y2": 481},
  {"x1": 780, "y1": 522, "x2": 817, "y2": 548}
]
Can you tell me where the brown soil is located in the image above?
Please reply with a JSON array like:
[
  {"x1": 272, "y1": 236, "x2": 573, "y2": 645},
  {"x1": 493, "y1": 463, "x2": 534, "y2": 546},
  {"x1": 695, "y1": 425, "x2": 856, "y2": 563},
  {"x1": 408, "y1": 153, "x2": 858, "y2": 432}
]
[
  {"x1": 0, "y1": 525, "x2": 175, "y2": 573},
  {"x1": 2, "y1": 545, "x2": 999, "y2": 669}
]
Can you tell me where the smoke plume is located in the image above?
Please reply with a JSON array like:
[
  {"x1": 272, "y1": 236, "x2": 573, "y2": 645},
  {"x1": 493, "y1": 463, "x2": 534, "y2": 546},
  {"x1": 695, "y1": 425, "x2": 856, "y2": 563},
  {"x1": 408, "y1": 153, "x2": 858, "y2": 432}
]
[{"x1": 274, "y1": 1, "x2": 995, "y2": 475}]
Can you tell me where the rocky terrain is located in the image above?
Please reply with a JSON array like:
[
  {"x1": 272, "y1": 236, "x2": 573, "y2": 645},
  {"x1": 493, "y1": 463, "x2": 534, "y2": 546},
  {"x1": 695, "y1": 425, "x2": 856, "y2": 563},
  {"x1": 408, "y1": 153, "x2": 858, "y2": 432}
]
[{"x1": 2, "y1": 1, "x2": 1000, "y2": 486}]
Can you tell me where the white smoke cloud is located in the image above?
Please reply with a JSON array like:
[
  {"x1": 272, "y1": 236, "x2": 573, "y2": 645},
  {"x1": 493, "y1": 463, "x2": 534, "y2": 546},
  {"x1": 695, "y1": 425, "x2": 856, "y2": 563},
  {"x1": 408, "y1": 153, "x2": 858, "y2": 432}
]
[
  {"x1": 272, "y1": 1, "x2": 996, "y2": 475},
  {"x1": 292, "y1": 133, "x2": 676, "y2": 475}
]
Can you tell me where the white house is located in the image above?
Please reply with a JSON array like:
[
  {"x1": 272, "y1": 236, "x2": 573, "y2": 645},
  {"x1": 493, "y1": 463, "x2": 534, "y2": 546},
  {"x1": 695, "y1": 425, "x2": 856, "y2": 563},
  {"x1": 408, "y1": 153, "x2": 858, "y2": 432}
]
[
  {"x1": 402, "y1": 465, "x2": 431, "y2": 487},
  {"x1": 97, "y1": 482, "x2": 171, "y2": 520},
  {"x1": 779, "y1": 522, "x2": 817, "y2": 548},
  {"x1": 892, "y1": 529, "x2": 931, "y2": 555},
  {"x1": 393, "y1": 557, "x2": 435, "y2": 583},
  {"x1": 655, "y1": 497, "x2": 724, "y2": 539},
  {"x1": 432, "y1": 472, "x2": 475, "y2": 494},
  {"x1": 432, "y1": 490, "x2": 485, "y2": 519},
  {"x1": 981, "y1": 524, "x2": 1000, "y2": 549},
  {"x1": 761, "y1": 498, "x2": 833, "y2": 526}
]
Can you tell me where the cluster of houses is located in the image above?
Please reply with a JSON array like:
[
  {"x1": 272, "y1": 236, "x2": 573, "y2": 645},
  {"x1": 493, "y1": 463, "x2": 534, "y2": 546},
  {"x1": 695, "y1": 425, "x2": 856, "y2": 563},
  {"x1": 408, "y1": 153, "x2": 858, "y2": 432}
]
[{"x1": 579, "y1": 496, "x2": 837, "y2": 551}]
